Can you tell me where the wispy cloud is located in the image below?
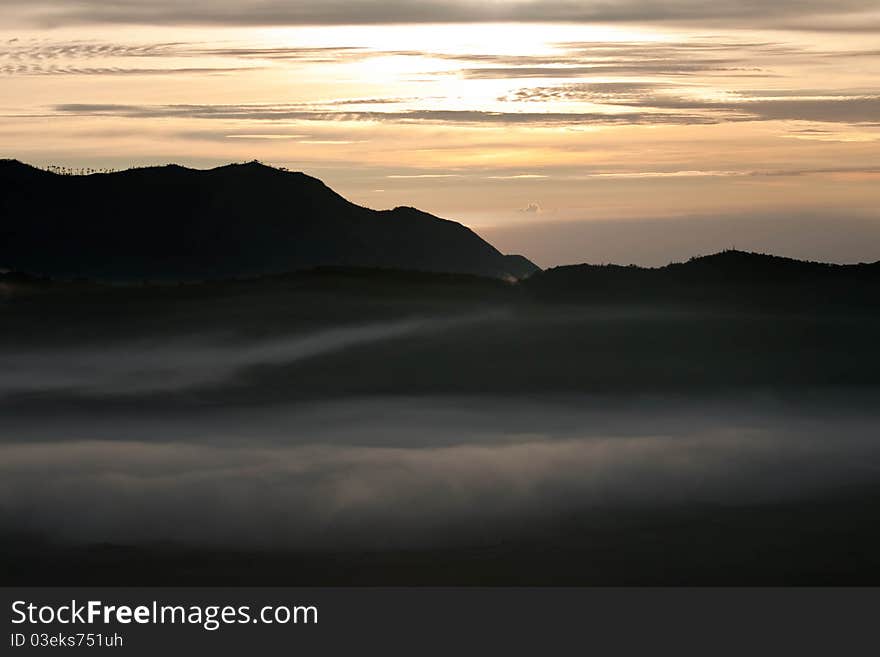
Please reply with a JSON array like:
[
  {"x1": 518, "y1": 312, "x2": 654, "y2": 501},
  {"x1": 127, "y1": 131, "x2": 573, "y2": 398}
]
[
  {"x1": 50, "y1": 103, "x2": 725, "y2": 127},
  {"x1": 421, "y1": 39, "x2": 801, "y2": 79},
  {"x1": 627, "y1": 93, "x2": 880, "y2": 124},
  {"x1": 503, "y1": 83, "x2": 880, "y2": 125},
  {"x1": 1, "y1": 36, "x2": 872, "y2": 85},
  {"x1": 1, "y1": 64, "x2": 256, "y2": 76},
  {"x1": 387, "y1": 173, "x2": 463, "y2": 178},
  {"x1": 50, "y1": 91, "x2": 880, "y2": 127},
  {"x1": 0, "y1": 39, "x2": 374, "y2": 76},
  {"x1": 459, "y1": 64, "x2": 770, "y2": 79},
  {"x1": 511, "y1": 165, "x2": 880, "y2": 180},
  {"x1": 499, "y1": 82, "x2": 674, "y2": 103},
  {"x1": 488, "y1": 174, "x2": 549, "y2": 180},
  {"x1": 0, "y1": 40, "x2": 184, "y2": 59}
]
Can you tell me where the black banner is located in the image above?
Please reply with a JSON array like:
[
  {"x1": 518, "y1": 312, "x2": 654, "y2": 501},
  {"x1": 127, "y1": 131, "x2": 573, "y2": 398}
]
[{"x1": 2, "y1": 588, "x2": 877, "y2": 655}]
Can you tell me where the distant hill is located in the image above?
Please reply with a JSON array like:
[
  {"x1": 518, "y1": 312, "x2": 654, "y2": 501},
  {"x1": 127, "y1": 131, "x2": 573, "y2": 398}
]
[
  {"x1": 524, "y1": 250, "x2": 880, "y2": 309},
  {"x1": 0, "y1": 159, "x2": 539, "y2": 282}
]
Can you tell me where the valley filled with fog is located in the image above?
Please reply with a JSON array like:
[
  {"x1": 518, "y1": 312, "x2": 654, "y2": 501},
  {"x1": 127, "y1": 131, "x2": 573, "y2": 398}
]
[{"x1": 3, "y1": 275, "x2": 880, "y2": 583}]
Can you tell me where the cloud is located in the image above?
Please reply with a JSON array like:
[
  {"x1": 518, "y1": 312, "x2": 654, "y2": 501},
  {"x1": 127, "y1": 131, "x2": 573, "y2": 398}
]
[
  {"x1": 493, "y1": 165, "x2": 880, "y2": 181},
  {"x1": 589, "y1": 170, "x2": 749, "y2": 179},
  {"x1": 0, "y1": 36, "x2": 866, "y2": 88},
  {"x1": 20, "y1": 34, "x2": 876, "y2": 125},
  {"x1": 5, "y1": 0, "x2": 879, "y2": 30},
  {"x1": 428, "y1": 39, "x2": 797, "y2": 79},
  {"x1": 0, "y1": 64, "x2": 256, "y2": 76},
  {"x1": 0, "y1": 39, "x2": 372, "y2": 63},
  {"x1": 387, "y1": 173, "x2": 462, "y2": 179},
  {"x1": 487, "y1": 174, "x2": 549, "y2": 180},
  {"x1": 520, "y1": 202, "x2": 542, "y2": 214},
  {"x1": 50, "y1": 90, "x2": 880, "y2": 127},
  {"x1": 499, "y1": 82, "x2": 673, "y2": 103},
  {"x1": 503, "y1": 83, "x2": 880, "y2": 125},
  {"x1": 460, "y1": 64, "x2": 770, "y2": 79},
  {"x1": 173, "y1": 127, "x2": 372, "y2": 143},
  {"x1": 0, "y1": 40, "x2": 184, "y2": 59},
  {"x1": 0, "y1": 39, "x2": 376, "y2": 76},
  {"x1": 50, "y1": 103, "x2": 724, "y2": 127},
  {"x1": 630, "y1": 93, "x2": 880, "y2": 124},
  {"x1": 190, "y1": 46, "x2": 374, "y2": 62}
]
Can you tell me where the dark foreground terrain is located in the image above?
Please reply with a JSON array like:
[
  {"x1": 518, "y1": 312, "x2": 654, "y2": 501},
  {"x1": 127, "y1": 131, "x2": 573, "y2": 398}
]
[
  {"x1": 2, "y1": 261, "x2": 880, "y2": 585},
  {"x1": 5, "y1": 485, "x2": 880, "y2": 585}
]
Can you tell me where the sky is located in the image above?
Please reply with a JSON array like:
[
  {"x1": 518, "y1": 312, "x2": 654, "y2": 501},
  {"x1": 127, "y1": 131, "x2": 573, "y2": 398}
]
[{"x1": 2, "y1": 1, "x2": 880, "y2": 266}]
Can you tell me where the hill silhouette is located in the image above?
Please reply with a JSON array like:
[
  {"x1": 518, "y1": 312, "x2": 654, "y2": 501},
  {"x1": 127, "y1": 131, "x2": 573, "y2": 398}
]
[
  {"x1": 0, "y1": 159, "x2": 538, "y2": 282},
  {"x1": 524, "y1": 250, "x2": 880, "y2": 310}
]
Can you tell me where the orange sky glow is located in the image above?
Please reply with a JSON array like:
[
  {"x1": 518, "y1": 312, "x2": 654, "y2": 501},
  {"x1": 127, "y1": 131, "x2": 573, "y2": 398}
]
[{"x1": 2, "y1": 2, "x2": 880, "y2": 265}]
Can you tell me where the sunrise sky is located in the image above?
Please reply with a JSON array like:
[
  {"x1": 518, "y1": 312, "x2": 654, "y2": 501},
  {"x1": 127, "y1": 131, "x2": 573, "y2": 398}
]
[{"x1": 3, "y1": 1, "x2": 880, "y2": 266}]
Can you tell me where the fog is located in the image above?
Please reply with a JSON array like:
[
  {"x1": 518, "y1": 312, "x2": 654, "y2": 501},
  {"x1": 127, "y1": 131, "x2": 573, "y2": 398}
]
[
  {"x1": 2, "y1": 394, "x2": 879, "y2": 550},
  {"x1": 0, "y1": 312, "x2": 501, "y2": 396},
  {"x1": 3, "y1": 304, "x2": 880, "y2": 556}
]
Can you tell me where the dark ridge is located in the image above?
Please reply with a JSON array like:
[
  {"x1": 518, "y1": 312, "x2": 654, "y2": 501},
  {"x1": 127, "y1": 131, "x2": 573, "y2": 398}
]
[
  {"x1": 0, "y1": 159, "x2": 539, "y2": 282},
  {"x1": 0, "y1": 269, "x2": 54, "y2": 285},
  {"x1": 524, "y1": 249, "x2": 880, "y2": 310},
  {"x1": 0, "y1": 158, "x2": 52, "y2": 181}
]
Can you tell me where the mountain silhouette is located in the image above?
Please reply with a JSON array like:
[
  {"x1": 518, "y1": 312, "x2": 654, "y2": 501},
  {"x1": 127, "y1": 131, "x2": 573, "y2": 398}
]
[{"x1": 0, "y1": 159, "x2": 538, "y2": 282}]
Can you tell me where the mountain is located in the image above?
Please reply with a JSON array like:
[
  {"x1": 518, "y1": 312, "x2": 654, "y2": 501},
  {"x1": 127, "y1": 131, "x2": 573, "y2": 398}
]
[
  {"x1": 524, "y1": 250, "x2": 880, "y2": 309},
  {"x1": 0, "y1": 159, "x2": 539, "y2": 282}
]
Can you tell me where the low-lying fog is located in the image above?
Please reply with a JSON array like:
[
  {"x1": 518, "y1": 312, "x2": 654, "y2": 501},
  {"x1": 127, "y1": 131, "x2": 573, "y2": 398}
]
[
  {"x1": 3, "y1": 394, "x2": 880, "y2": 550},
  {"x1": 0, "y1": 312, "x2": 504, "y2": 396},
  {"x1": 1, "y1": 315, "x2": 879, "y2": 551}
]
